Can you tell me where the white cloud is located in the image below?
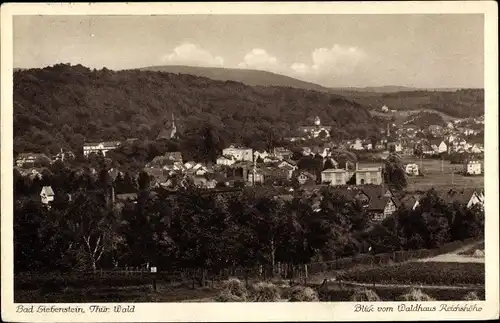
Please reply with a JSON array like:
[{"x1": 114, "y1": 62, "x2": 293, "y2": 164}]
[
  {"x1": 289, "y1": 45, "x2": 367, "y2": 81},
  {"x1": 311, "y1": 45, "x2": 366, "y2": 74},
  {"x1": 238, "y1": 48, "x2": 283, "y2": 72},
  {"x1": 161, "y1": 43, "x2": 224, "y2": 67}
]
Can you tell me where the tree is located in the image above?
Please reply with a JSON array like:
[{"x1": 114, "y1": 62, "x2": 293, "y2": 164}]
[
  {"x1": 137, "y1": 171, "x2": 150, "y2": 191},
  {"x1": 64, "y1": 192, "x2": 119, "y2": 271},
  {"x1": 382, "y1": 153, "x2": 407, "y2": 191}
]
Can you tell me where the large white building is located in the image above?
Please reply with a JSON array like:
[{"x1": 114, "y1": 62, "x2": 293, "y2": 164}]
[
  {"x1": 464, "y1": 160, "x2": 482, "y2": 175},
  {"x1": 222, "y1": 145, "x2": 253, "y2": 162},
  {"x1": 83, "y1": 141, "x2": 121, "y2": 157}
]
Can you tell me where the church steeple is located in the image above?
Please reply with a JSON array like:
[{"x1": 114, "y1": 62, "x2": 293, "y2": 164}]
[{"x1": 170, "y1": 112, "x2": 177, "y2": 138}]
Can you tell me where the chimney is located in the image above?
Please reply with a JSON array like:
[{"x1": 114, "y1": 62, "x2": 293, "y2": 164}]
[{"x1": 355, "y1": 162, "x2": 359, "y2": 171}]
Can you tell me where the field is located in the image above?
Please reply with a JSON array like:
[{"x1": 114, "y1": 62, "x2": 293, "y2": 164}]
[
  {"x1": 358, "y1": 157, "x2": 484, "y2": 192},
  {"x1": 336, "y1": 262, "x2": 484, "y2": 287},
  {"x1": 369, "y1": 108, "x2": 459, "y2": 125}
]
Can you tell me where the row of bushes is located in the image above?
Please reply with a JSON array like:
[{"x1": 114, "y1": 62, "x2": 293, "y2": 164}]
[{"x1": 214, "y1": 278, "x2": 485, "y2": 302}]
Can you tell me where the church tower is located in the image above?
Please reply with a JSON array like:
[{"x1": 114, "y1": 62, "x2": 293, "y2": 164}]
[
  {"x1": 156, "y1": 111, "x2": 178, "y2": 140},
  {"x1": 314, "y1": 116, "x2": 321, "y2": 126},
  {"x1": 169, "y1": 112, "x2": 177, "y2": 138}
]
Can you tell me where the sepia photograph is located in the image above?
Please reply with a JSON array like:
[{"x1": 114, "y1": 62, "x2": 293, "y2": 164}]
[{"x1": 1, "y1": 2, "x2": 498, "y2": 322}]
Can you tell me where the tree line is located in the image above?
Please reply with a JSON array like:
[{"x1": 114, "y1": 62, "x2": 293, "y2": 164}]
[{"x1": 15, "y1": 179, "x2": 483, "y2": 277}]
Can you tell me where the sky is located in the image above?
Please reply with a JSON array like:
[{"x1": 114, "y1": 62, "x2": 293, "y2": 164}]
[{"x1": 13, "y1": 14, "x2": 484, "y2": 88}]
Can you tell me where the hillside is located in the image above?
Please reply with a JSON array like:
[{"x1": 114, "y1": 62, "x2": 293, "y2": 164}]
[
  {"x1": 138, "y1": 66, "x2": 484, "y2": 118},
  {"x1": 138, "y1": 65, "x2": 331, "y2": 93},
  {"x1": 13, "y1": 64, "x2": 379, "y2": 159},
  {"x1": 343, "y1": 90, "x2": 484, "y2": 118}
]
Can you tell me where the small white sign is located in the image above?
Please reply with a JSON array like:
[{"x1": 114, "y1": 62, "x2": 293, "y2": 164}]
[{"x1": 150, "y1": 267, "x2": 157, "y2": 273}]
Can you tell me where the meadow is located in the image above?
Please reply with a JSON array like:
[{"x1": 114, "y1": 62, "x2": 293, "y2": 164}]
[{"x1": 358, "y1": 157, "x2": 484, "y2": 192}]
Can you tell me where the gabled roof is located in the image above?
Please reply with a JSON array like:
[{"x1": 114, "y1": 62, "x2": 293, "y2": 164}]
[{"x1": 41, "y1": 186, "x2": 55, "y2": 196}]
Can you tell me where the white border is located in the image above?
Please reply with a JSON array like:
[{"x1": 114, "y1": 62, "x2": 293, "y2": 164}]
[{"x1": 1, "y1": 2, "x2": 498, "y2": 322}]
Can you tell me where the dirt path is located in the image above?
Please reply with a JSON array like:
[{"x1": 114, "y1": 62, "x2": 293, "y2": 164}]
[{"x1": 414, "y1": 241, "x2": 484, "y2": 264}]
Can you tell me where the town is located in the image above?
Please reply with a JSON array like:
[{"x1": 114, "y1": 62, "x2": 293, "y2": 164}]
[
  {"x1": 15, "y1": 113, "x2": 484, "y2": 224},
  {"x1": 10, "y1": 12, "x2": 487, "y2": 306}
]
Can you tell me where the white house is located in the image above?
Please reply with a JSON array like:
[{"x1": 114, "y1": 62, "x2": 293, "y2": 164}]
[
  {"x1": 464, "y1": 160, "x2": 482, "y2": 175},
  {"x1": 216, "y1": 155, "x2": 237, "y2": 166},
  {"x1": 40, "y1": 186, "x2": 55, "y2": 204},
  {"x1": 405, "y1": 163, "x2": 419, "y2": 176},
  {"x1": 351, "y1": 139, "x2": 364, "y2": 151},
  {"x1": 381, "y1": 105, "x2": 389, "y2": 112},
  {"x1": 438, "y1": 141, "x2": 448, "y2": 154},
  {"x1": 471, "y1": 144, "x2": 482, "y2": 154},
  {"x1": 222, "y1": 145, "x2": 253, "y2": 162},
  {"x1": 83, "y1": 141, "x2": 121, "y2": 157}
]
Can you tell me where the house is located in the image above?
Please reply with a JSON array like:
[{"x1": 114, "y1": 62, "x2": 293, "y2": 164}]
[
  {"x1": 381, "y1": 105, "x2": 389, "y2": 112},
  {"x1": 83, "y1": 141, "x2": 121, "y2": 157},
  {"x1": 471, "y1": 144, "x2": 482, "y2": 154},
  {"x1": 253, "y1": 150, "x2": 269, "y2": 161},
  {"x1": 295, "y1": 171, "x2": 316, "y2": 185},
  {"x1": 40, "y1": 186, "x2": 55, "y2": 204},
  {"x1": 321, "y1": 169, "x2": 348, "y2": 186},
  {"x1": 273, "y1": 147, "x2": 293, "y2": 160},
  {"x1": 440, "y1": 188, "x2": 484, "y2": 209},
  {"x1": 247, "y1": 170, "x2": 265, "y2": 184},
  {"x1": 351, "y1": 139, "x2": 364, "y2": 151},
  {"x1": 394, "y1": 142, "x2": 403, "y2": 153},
  {"x1": 216, "y1": 155, "x2": 237, "y2": 166},
  {"x1": 405, "y1": 163, "x2": 419, "y2": 176},
  {"x1": 464, "y1": 160, "x2": 482, "y2": 175},
  {"x1": 222, "y1": 145, "x2": 253, "y2": 162},
  {"x1": 438, "y1": 141, "x2": 448, "y2": 154},
  {"x1": 356, "y1": 186, "x2": 397, "y2": 221},
  {"x1": 355, "y1": 165, "x2": 383, "y2": 185},
  {"x1": 16, "y1": 153, "x2": 51, "y2": 168}
]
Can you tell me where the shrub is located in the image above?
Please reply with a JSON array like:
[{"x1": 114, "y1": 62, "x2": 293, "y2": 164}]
[
  {"x1": 221, "y1": 278, "x2": 247, "y2": 298},
  {"x1": 288, "y1": 286, "x2": 319, "y2": 302},
  {"x1": 350, "y1": 288, "x2": 381, "y2": 302},
  {"x1": 249, "y1": 282, "x2": 281, "y2": 302},
  {"x1": 463, "y1": 291, "x2": 480, "y2": 301},
  {"x1": 396, "y1": 288, "x2": 435, "y2": 301}
]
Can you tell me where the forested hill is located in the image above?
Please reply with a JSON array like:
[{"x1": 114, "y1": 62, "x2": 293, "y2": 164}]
[
  {"x1": 13, "y1": 64, "x2": 379, "y2": 157},
  {"x1": 138, "y1": 65, "x2": 331, "y2": 93}
]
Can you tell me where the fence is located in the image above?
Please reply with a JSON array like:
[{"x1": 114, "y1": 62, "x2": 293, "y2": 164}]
[{"x1": 74, "y1": 237, "x2": 480, "y2": 287}]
